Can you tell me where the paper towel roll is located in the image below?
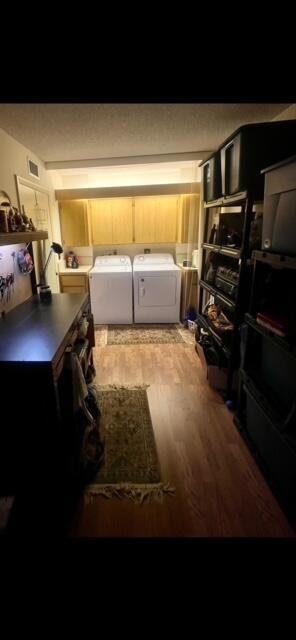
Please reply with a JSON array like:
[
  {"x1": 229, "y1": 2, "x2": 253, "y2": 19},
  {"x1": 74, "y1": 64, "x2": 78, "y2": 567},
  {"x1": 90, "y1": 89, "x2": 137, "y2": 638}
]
[{"x1": 192, "y1": 250, "x2": 199, "y2": 267}]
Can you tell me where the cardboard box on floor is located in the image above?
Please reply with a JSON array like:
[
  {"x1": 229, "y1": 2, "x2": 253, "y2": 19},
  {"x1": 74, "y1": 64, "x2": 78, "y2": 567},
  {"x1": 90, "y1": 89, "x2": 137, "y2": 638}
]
[{"x1": 195, "y1": 341, "x2": 228, "y2": 391}]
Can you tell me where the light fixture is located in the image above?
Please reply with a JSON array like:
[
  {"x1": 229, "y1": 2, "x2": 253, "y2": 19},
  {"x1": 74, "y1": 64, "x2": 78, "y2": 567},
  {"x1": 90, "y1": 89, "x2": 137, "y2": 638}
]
[{"x1": 37, "y1": 242, "x2": 63, "y2": 301}]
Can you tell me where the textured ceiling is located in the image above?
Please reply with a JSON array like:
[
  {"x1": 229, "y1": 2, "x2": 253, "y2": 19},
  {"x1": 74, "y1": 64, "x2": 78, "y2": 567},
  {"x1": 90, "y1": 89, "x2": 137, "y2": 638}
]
[{"x1": 0, "y1": 103, "x2": 289, "y2": 163}]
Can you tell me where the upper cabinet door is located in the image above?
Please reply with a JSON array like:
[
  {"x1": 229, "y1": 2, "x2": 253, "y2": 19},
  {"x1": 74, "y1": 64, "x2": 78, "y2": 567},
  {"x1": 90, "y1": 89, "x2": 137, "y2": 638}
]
[
  {"x1": 90, "y1": 199, "x2": 113, "y2": 244},
  {"x1": 59, "y1": 200, "x2": 89, "y2": 246},
  {"x1": 134, "y1": 197, "x2": 157, "y2": 243},
  {"x1": 90, "y1": 198, "x2": 133, "y2": 244},
  {"x1": 155, "y1": 196, "x2": 178, "y2": 242},
  {"x1": 177, "y1": 194, "x2": 200, "y2": 243},
  {"x1": 111, "y1": 198, "x2": 133, "y2": 244}
]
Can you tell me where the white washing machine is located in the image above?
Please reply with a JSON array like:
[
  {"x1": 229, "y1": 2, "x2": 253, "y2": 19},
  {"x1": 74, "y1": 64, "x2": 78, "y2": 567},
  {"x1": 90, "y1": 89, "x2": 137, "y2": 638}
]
[
  {"x1": 89, "y1": 255, "x2": 133, "y2": 324},
  {"x1": 133, "y1": 254, "x2": 181, "y2": 323}
]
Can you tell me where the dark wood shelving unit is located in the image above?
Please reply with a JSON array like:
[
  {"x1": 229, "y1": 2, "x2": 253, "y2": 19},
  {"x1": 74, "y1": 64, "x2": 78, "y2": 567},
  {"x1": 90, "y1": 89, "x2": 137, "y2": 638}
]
[
  {"x1": 236, "y1": 250, "x2": 296, "y2": 514},
  {"x1": 0, "y1": 293, "x2": 95, "y2": 532},
  {"x1": 197, "y1": 190, "x2": 258, "y2": 399}
]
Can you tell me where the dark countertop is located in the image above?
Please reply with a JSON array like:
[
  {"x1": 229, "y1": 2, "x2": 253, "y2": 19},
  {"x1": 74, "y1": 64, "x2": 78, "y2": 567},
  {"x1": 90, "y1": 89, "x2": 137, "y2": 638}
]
[{"x1": 0, "y1": 293, "x2": 87, "y2": 363}]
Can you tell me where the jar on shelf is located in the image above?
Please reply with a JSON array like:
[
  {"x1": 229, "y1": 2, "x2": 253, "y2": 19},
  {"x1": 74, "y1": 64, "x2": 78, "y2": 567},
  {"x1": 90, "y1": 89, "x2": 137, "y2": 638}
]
[
  {"x1": 0, "y1": 208, "x2": 8, "y2": 232},
  {"x1": 0, "y1": 190, "x2": 12, "y2": 233}
]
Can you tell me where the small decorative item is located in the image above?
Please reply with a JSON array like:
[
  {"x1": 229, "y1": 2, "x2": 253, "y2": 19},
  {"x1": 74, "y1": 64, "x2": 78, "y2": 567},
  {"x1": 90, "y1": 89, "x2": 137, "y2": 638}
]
[
  {"x1": 209, "y1": 224, "x2": 216, "y2": 244},
  {"x1": 17, "y1": 246, "x2": 34, "y2": 274},
  {"x1": 0, "y1": 190, "x2": 12, "y2": 233},
  {"x1": 8, "y1": 208, "x2": 17, "y2": 232},
  {"x1": 37, "y1": 242, "x2": 63, "y2": 301},
  {"x1": 66, "y1": 251, "x2": 79, "y2": 268},
  {"x1": 0, "y1": 208, "x2": 8, "y2": 233},
  {"x1": 21, "y1": 205, "x2": 31, "y2": 230},
  {"x1": 29, "y1": 218, "x2": 37, "y2": 231}
]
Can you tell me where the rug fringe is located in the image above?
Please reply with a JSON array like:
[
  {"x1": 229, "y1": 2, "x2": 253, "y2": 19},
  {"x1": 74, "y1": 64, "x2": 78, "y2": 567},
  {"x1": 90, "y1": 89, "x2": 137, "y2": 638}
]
[
  {"x1": 95, "y1": 384, "x2": 150, "y2": 391},
  {"x1": 85, "y1": 482, "x2": 175, "y2": 505}
]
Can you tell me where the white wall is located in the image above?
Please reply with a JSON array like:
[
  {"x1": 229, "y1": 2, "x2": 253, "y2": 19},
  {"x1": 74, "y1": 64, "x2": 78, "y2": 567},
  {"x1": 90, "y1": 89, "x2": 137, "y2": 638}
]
[
  {"x1": 0, "y1": 128, "x2": 61, "y2": 309},
  {"x1": 273, "y1": 104, "x2": 296, "y2": 120},
  {"x1": 49, "y1": 161, "x2": 201, "y2": 190}
]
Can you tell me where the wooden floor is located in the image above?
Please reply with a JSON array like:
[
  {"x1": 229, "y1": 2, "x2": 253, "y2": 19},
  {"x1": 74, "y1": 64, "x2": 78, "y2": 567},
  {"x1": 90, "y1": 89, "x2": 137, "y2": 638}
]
[{"x1": 69, "y1": 328, "x2": 294, "y2": 538}]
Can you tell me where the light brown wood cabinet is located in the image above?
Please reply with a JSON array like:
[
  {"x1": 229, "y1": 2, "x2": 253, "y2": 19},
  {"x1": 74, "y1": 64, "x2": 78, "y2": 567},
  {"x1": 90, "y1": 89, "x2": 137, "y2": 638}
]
[
  {"x1": 59, "y1": 273, "x2": 89, "y2": 294},
  {"x1": 59, "y1": 200, "x2": 90, "y2": 246},
  {"x1": 134, "y1": 195, "x2": 178, "y2": 243},
  {"x1": 90, "y1": 198, "x2": 133, "y2": 244},
  {"x1": 177, "y1": 194, "x2": 200, "y2": 243},
  {"x1": 58, "y1": 193, "x2": 200, "y2": 248}
]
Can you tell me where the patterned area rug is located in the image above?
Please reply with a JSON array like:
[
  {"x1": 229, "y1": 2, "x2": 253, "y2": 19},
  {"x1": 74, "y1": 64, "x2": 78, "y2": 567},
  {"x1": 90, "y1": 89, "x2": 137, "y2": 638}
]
[
  {"x1": 85, "y1": 385, "x2": 175, "y2": 504},
  {"x1": 107, "y1": 324, "x2": 186, "y2": 345}
]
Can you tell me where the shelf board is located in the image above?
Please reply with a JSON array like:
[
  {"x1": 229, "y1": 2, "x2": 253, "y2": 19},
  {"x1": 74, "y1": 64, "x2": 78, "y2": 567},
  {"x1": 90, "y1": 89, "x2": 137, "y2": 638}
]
[
  {"x1": 0, "y1": 231, "x2": 48, "y2": 246},
  {"x1": 200, "y1": 279, "x2": 236, "y2": 309},
  {"x1": 252, "y1": 250, "x2": 296, "y2": 269},
  {"x1": 220, "y1": 246, "x2": 241, "y2": 258},
  {"x1": 202, "y1": 243, "x2": 220, "y2": 253},
  {"x1": 244, "y1": 313, "x2": 296, "y2": 361},
  {"x1": 202, "y1": 243, "x2": 241, "y2": 258},
  {"x1": 222, "y1": 191, "x2": 248, "y2": 205},
  {"x1": 204, "y1": 191, "x2": 248, "y2": 208},
  {"x1": 204, "y1": 198, "x2": 224, "y2": 208}
]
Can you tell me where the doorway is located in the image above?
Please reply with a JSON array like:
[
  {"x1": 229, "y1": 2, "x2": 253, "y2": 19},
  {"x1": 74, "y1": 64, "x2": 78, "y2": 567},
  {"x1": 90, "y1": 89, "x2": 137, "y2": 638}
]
[{"x1": 15, "y1": 176, "x2": 59, "y2": 293}]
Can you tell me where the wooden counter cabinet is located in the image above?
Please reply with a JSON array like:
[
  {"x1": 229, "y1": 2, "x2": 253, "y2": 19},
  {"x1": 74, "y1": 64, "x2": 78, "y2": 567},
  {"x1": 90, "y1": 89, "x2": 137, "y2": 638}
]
[
  {"x1": 0, "y1": 293, "x2": 95, "y2": 507},
  {"x1": 59, "y1": 273, "x2": 89, "y2": 294}
]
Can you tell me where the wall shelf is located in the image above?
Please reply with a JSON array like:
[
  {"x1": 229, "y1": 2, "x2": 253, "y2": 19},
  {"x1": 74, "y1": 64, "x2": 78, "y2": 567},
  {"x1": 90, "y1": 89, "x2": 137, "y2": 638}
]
[{"x1": 0, "y1": 231, "x2": 48, "y2": 246}]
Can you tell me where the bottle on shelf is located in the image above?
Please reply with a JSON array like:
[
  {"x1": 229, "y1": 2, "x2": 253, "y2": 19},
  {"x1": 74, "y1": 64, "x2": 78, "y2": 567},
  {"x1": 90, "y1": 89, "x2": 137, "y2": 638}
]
[
  {"x1": 0, "y1": 208, "x2": 9, "y2": 233},
  {"x1": 209, "y1": 224, "x2": 217, "y2": 244}
]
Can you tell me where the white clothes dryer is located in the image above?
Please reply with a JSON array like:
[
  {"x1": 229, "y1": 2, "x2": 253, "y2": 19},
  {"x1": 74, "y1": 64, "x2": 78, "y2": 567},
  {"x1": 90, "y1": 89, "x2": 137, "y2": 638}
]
[
  {"x1": 89, "y1": 255, "x2": 133, "y2": 324},
  {"x1": 133, "y1": 253, "x2": 181, "y2": 323}
]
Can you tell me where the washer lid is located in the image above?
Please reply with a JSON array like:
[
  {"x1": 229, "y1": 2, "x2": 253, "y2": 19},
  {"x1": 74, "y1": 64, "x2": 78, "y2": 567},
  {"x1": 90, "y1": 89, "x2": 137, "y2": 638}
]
[
  {"x1": 94, "y1": 254, "x2": 131, "y2": 267},
  {"x1": 90, "y1": 265, "x2": 132, "y2": 273},
  {"x1": 133, "y1": 253, "x2": 175, "y2": 266}
]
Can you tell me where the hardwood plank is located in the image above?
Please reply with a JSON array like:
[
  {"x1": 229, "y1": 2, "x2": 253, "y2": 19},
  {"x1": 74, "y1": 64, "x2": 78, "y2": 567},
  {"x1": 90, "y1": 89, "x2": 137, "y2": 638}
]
[{"x1": 69, "y1": 334, "x2": 295, "y2": 538}]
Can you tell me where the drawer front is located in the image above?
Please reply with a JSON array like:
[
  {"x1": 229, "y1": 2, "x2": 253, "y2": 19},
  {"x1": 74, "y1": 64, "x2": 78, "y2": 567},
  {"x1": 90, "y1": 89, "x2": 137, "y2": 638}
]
[
  {"x1": 60, "y1": 275, "x2": 86, "y2": 287},
  {"x1": 61, "y1": 285, "x2": 87, "y2": 293}
]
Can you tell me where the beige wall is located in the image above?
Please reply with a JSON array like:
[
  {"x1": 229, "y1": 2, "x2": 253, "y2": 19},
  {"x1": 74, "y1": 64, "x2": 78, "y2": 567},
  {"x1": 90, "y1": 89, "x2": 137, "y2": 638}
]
[
  {"x1": 0, "y1": 128, "x2": 61, "y2": 310},
  {"x1": 0, "y1": 243, "x2": 32, "y2": 314},
  {"x1": 273, "y1": 104, "x2": 296, "y2": 120}
]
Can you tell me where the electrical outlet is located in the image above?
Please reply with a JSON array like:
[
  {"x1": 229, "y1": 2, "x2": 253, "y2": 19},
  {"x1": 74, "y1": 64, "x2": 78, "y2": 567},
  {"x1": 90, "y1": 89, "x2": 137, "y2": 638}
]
[{"x1": 144, "y1": 248, "x2": 150, "y2": 254}]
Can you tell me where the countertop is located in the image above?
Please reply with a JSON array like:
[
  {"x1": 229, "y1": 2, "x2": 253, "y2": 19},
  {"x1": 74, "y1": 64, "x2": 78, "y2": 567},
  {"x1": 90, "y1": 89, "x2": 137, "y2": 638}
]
[
  {"x1": 177, "y1": 263, "x2": 198, "y2": 271},
  {"x1": 58, "y1": 265, "x2": 92, "y2": 275},
  {"x1": 0, "y1": 293, "x2": 88, "y2": 363}
]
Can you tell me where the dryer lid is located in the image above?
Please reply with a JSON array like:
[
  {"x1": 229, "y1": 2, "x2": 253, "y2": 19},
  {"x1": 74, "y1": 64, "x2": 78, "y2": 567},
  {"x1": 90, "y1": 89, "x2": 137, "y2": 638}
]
[{"x1": 133, "y1": 253, "x2": 175, "y2": 265}]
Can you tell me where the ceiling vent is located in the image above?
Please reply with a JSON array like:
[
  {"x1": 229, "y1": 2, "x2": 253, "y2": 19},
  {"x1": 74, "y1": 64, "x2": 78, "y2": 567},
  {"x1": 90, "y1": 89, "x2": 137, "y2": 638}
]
[{"x1": 27, "y1": 158, "x2": 40, "y2": 179}]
